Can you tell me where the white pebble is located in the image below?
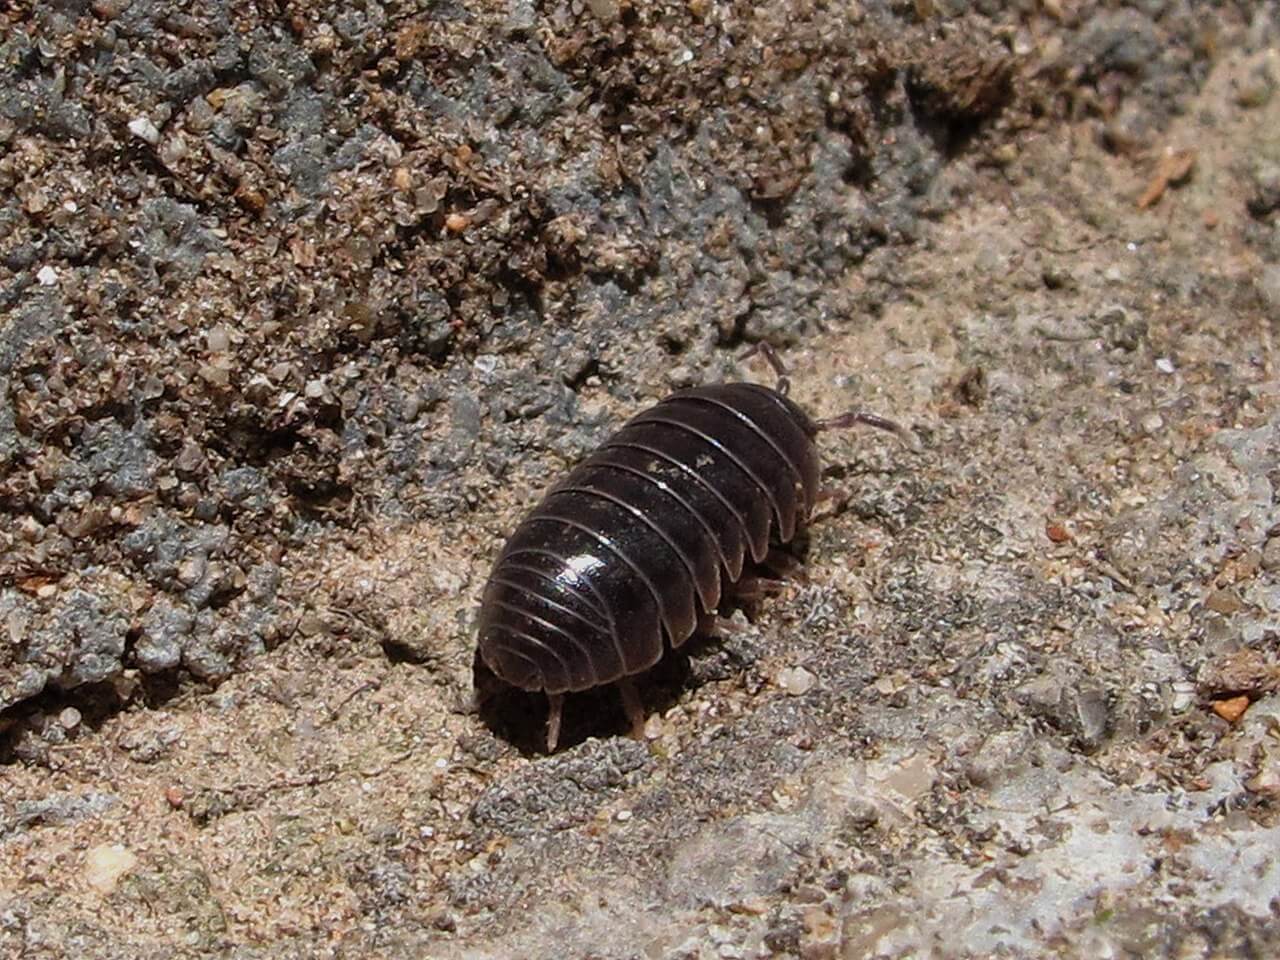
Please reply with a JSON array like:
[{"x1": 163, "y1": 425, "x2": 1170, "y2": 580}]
[
  {"x1": 36, "y1": 265, "x2": 58, "y2": 286},
  {"x1": 1170, "y1": 681, "x2": 1197, "y2": 713},
  {"x1": 776, "y1": 665, "x2": 817, "y2": 696},
  {"x1": 206, "y1": 325, "x2": 231, "y2": 353},
  {"x1": 84, "y1": 844, "x2": 137, "y2": 894},
  {"x1": 127, "y1": 116, "x2": 161, "y2": 144}
]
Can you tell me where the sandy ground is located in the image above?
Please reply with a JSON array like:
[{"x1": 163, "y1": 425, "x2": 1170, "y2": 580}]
[{"x1": 2, "y1": 3, "x2": 1279, "y2": 958}]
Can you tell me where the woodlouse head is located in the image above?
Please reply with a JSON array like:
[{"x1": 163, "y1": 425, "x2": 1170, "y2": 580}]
[{"x1": 474, "y1": 604, "x2": 546, "y2": 692}]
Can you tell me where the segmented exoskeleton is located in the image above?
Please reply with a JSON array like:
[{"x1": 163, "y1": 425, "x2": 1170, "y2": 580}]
[{"x1": 475, "y1": 347, "x2": 901, "y2": 750}]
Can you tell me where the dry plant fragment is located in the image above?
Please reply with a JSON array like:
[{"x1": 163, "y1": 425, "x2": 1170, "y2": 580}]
[{"x1": 1137, "y1": 148, "x2": 1196, "y2": 209}]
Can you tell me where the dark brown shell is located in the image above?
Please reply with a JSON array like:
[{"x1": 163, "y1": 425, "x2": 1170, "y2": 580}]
[{"x1": 475, "y1": 382, "x2": 820, "y2": 696}]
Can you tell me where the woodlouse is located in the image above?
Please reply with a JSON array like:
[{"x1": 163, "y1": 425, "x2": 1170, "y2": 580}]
[{"x1": 475, "y1": 347, "x2": 901, "y2": 750}]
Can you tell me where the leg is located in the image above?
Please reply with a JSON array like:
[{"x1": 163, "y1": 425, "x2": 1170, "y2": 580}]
[
  {"x1": 814, "y1": 486, "x2": 844, "y2": 506},
  {"x1": 738, "y1": 342, "x2": 790, "y2": 396},
  {"x1": 761, "y1": 544, "x2": 805, "y2": 581},
  {"x1": 696, "y1": 609, "x2": 751, "y2": 636},
  {"x1": 815, "y1": 410, "x2": 918, "y2": 450},
  {"x1": 730, "y1": 575, "x2": 789, "y2": 604},
  {"x1": 808, "y1": 485, "x2": 851, "y2": 522},
  {"x1": 545, "y1": 693, "x2": 564, "y2": 753},
  {"x1": 617, "y1": 678, "x2": 646, "y2": 740}
]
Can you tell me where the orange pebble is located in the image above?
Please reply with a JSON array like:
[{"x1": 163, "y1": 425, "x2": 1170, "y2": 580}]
[{"x1": 1211, "y1": 695, "x2": 1249, "y2": 724}]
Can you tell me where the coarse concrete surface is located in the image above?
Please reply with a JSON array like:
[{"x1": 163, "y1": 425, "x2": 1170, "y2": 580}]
[{"x1": 1, "y1": 2, "x2": 1279, "y2": 958}]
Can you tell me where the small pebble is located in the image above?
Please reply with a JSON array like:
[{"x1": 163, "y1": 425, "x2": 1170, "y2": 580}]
[
  {"x1": 17, "y1": 516, "x2": 43, "y2": 542},
  {"x1": 1246, "y1": 765, "x2": 1280, "y2": 797},
  {"x1": 729, "y1": 897, "x2": 771, "y2": 916},
  {"x1": 432, "y1": 912, "x2": 457, "y2": 932},
  {"x1": 1262, "y1": 535, "x2": 1280, "y2": 572},
  {"x1": 1234, "y1": 63, "x2": 1277, "y2": 108},
  {"x1": 1140, "y1": 411, "x2": 1164, "y2": 435},
  {"x1": 198, "y1": 363, "x2": 230, "y2": 387},
  {"x1": 873, "y1": 675, "x2": 898, "y2": 697},
  {"x1": 1045, "y1": 521, "x2": 1071, "y2": 543},
  {"x1": 37, "y1": 265, "x2": 59, "y2": 286},
  {"x1": 776, "y1": 665, "x2": 817, "y2": 696},
  {"x1": 1170, "y1": 681, "x2": 1197, "y2": 713},
  {"x1": 1204, "y1": 589, "x2": 1243, "y2": 615},
  {"x1": 58, "y1": 707, "x2": 82, "y2": 731},
  {"x1": 1155, "y1": 357, "x2": 1176, "y2": 374},
  {"x1": 1211, "y1": 695, "x2": 1250, "y2": 724},
  {"x1": 6, "y1": 610, "x2": 28, "y2": 643},
  {"x1": 206, "y1": 325, "x2": 231, "y2": 352},
  {"x1": 297, "y1": 611, "x2": 327, "y2": 637},
  {"x1": 84, "y1": 843, "x2": 137, "y2": 894},
  {"x1": 127, "y1": 116, "x2": 161, "y2": 144},
  {"x1": 176, "y1": 556, "x2": 205, "y2": 586},
  {"x1": 666, "y1": 364, "x2": 697, "y2": 388},
  {"x1": 586, "y1": 0, "x2": 620, "y2": 22}
]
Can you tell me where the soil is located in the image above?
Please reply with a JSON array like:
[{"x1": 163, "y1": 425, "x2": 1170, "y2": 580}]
[{"x1": 1, "y1": 2, "x2": 1278, "y2": 958}]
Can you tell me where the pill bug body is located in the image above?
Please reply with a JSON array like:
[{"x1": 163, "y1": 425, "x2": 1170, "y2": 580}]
[
  {"x1": 478, "y1": 381, "x2": 817, "y2": 682},
  {"x1": 475, "y1": 360, "x2": 899, "y2": 750}
]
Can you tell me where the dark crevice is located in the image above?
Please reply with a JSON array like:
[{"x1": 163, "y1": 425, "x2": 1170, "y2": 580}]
[
  {"x1": 285, "y1": 476, "x2": 354, "y2": 518},
  {"x1": 716, "y1": 309, "x2": 750, "y2": 350},
  {"x1": 748, "y1": 193, "x2": 793, "y2": 231},
  {"x1": 495, "y1": 268, "x2": 547, "y2": 323},
  {"x1": 842, "y1": 151, "x2": 876, "y2": 189},
  {"x1": 206, "y1": 418, "x2": 306, "y2": 468},
  {"x1": 562, "y1": 356, "x2": 599, "y2": 392},
  {"x1": 382, "y1": 638, "x2": 432, "y2": 665},
  {"x1": 0, "y1": 680, "x2": 132, "y2": 766},
  {"x1": 903, "y1": 63, "x2": 1013, "y2": 161}
]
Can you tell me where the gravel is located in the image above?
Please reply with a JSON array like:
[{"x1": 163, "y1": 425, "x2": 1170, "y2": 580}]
[{"x1": 1, "y1": 1, "x2": 1278, "y2": 958}]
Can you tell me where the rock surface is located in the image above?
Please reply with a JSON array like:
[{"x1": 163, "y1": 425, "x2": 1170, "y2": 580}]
[{"x1": 1, "y1": 2, "x2": 1279, "y2": 958}]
